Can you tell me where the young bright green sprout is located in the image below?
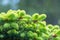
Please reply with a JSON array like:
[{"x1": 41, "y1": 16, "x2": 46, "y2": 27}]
[
  {"x1": 0, "y1": 13, "x2": 5, "y2": 21},
  {"x1": 33, "y1": 33, "x2": 38, "y2": 38},
  {"x1": 27, "y1": 31, "x2": 34, "y2": 38},
  {"x1": 47, "y1": 24, "x2": 53, "y2": 29},
  {"x1": 7, "y1": 13, "x2": 18, "y2": 20},
  {"x1": 20, "y1": 32, "x2": 26, "y2": 38},
  {"x1": 7, "y1": 9, "x2": 13, "y2": 14},
  {"x1": 3, "y1": 23, "x2": 10, "y2": 30},
  {"x1": 17, "y1": 10, "x2": 26, "y2": 17},
  {"x1": 56, "y1": 29, "x2": 60, "y2": 37},
  {"x1": 39, "y1": 14, "x2": 47, "y2": 21},
  {"x1": 23, "y1": 15, "x2": 31, "y2": 21},
  {"x1": 6, "y1": 10, "x2": 18, "y2": 20},
  {"x1": 0, "y1": 12, "x2": 7, "y2": 20},
  {"x1": 32, "y1": 13, "x2": 39, "y2": 20},
  {"x1": 54, "y1": 25, "x2": 59, "y2": 29},
  {"x1": 7, "y1": 29, "x2": 18, "y2": 36},
  {"x1": 10, "y1": 22, "x2": 19, "y2": 30},
  {"x1": 0, "y1": 34, "x2": 4, "y2": 38}
]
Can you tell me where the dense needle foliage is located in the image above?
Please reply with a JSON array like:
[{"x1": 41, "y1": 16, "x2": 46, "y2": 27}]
[{"x1": 0, "y1": 10, "x2": 60, "y2": 40}]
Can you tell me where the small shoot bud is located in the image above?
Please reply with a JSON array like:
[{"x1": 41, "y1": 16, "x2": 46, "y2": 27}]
[
  {"x1": 7, "y1": 13, "x2": 18, "y2": 20},
  {"x1": 39, "y1": 14, "x2": 47, "y2": 21},
  {"x1": 32, "y1": 13, "x2": 39, "y2": 20},
  {"x1": 3, "y1": 23, "x2": 10, "y2": 29},
  {"x1": 23, "y1": 15, "x2": 31, "y2": 21},
  {"x1": 20, "y1": 32, "x2": 25, "y2": 38},
  {"x1": 56, "y1": 29, "x2": 60, "y2": 37},
  {"x1": 10, "y1": 22, "x2": 19, "y2": 30},
  {"x1": 7, "y1": 29, "x2": 18, "y2": 35},
  {"x1": 47, "y1": 24, "x2": 53, "y2": 29},
  {"x1": 17, "y1": 10, "x2": 26, "y2": 17},
  {"x1": 0, "y1": 34, "x2": 4, "y2": 38}
]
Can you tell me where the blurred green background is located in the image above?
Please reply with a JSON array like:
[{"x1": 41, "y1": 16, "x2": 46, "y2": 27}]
[{"x1": 0, "y1": 0, "x2": 60, "y2": 25}]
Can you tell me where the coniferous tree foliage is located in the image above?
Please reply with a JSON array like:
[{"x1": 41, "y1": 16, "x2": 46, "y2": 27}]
[{"x1": 0, "y1": 10, "x2": 60, "y2": 40}]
